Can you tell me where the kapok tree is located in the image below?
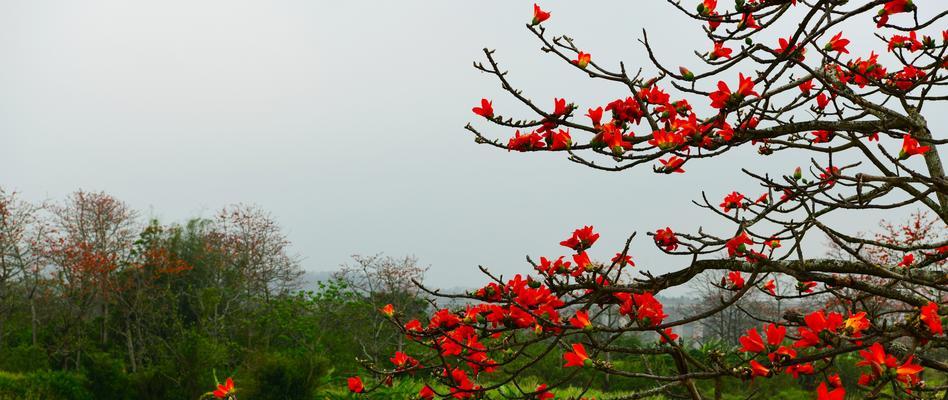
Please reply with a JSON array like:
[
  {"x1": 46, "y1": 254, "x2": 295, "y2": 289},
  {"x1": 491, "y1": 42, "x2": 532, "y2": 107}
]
[{"x1": 350, "y1": 2, "x2": 946, "y2": 399}]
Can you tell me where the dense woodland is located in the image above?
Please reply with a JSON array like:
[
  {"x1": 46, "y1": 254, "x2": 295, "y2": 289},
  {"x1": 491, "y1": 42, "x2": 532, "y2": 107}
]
[{"x1": 0, "y1": 188, "x2": 434, "y2": 399}]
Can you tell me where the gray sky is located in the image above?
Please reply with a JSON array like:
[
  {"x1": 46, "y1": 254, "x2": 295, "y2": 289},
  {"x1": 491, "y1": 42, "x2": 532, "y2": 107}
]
[{"x1": 2, "y1": 1, "x2": 943, "y2": 291}]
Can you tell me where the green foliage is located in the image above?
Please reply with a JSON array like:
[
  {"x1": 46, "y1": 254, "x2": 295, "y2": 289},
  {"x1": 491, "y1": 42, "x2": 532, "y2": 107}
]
[
  {"x1": 0, "y1": 370, "x2": 93, "y2": 400},
  {"x1": 241, "y1": 351, "x2": 330, "y2": 400},
  {"x1": 0, "y1": 344, "x2": 49, "y2": 373}
]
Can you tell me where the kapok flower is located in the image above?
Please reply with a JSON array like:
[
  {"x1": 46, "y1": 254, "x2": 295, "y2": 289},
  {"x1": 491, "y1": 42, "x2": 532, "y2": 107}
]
[
  {"x1": 472, "y1": 99, "x2": 493, "y2": 118},
  {"x1": 546, "y1": 128, "x2": 572, "y2": 150},
  {"x1": 888, "y1": 31, "x2": 922, "y2": 52},
  {"x1": 658, "y1": 156, "x2": 686, "y2": 174},
  {"x1": 856, "y1": 342, "x2": 898, "y2": 378},
  {"x1": 347, "y1": 376, "x2": 365, "y2": 393},
  {"x1": 876, "y1": 0, "x2": 916, "y2": 28},
  {"x1": 812, "y1": 130, "x2": 835, "y2": 143},
  {"x1": 569, "y1": 310, "x2": 593, "y2": 330},
  {"x1": 654, "y1": 227, "x2": 679, "y2": 251},
  {"x1": 563, "y1": 343, "x2": 590, "y2": 367},
  {"x1": 920, "y1": 301, "x2": 943, "y2": 335},
  {"x1": 560, "y1": 226, "x2": 600, "y2": 251},
  {"x1": 534, "y1": 384, "x2": 554, "y2": 400},
  {"x1": 726, "y1": 232, "x2": 754, "y2": 258},
  {"x1": 531, "y1": 4, "x2": 551, "y2": 25},
  {"x1": 799, "y1": 79, "x2": 814, "y2": 94},
  {"x1": 776, "y1": 38, "x2": 806, "y2": 62},
  {"x1": 660, "y1": 328, "x2": 679, "y2": 343},
  {"x1": 895, "y1": 356, "x2": 924, "y2": 385},
  {"x1": 418, "y1": 385, "x2": 435, "y2": 400},
  {"x1": 380, "y1": 303, "x2": 395, "y2": 317},
  {"x1": 696, "y1": 0, "x2": 717, "y2": 16},
  {"x1": 816, "y1": 382, "x2": 845, "y2": 400},
  {"x1": 900, "y1": 135, "x2": 930, "y2": 159},
  {"x1": 709, "y1": 41, "x2": 732, "y2": 60},
  {"x1": 897, "y1": 253, "x2": 915, "y2": 267},
  {"x1": 824, "y1": 32, "x2": 850, "y2": 54},
  {"x1": 816, "y1": 93, "x2": 830, "y2": 109},
  {"x1": 748, "y1": 360, "x2": 771, "y2": 378},
  {"x1": 586, "y1": 107, "x2": 604, "y2": 127},
  {"x1": 633, "y1": 292, "x2": 667, "y2": 326},
  {"x1": 573, "y1": 52, "x2": 591, "y2": 69},
  {"x1": 709, "y1": 73, "x2": 757, "y2": 109},
  {"x1": 720, "y1": 191, "x2": 746, "y2": 213},
  {"x1": 212, "y1": 377, "x2": 235, "y2": 399},
  {"x1": 739, "y1": 328, "x2": 766, "y2": 353},
  {"x1": 844, "y1": 312, "x2": 871, "y2": 337},
  {"x1": 765, "y1": 323, "x2": 786, "y2": 346},
  {"x1": 726, "y1": 271, "x2": 745, "y2": 290},
  {"x1": 763, "y1": 279, "x2": 776, "y2": 296}
]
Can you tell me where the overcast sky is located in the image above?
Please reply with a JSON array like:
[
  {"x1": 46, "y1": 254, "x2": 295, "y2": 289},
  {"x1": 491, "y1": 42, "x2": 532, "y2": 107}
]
[{"x1": 2, "y1": 1, "x2": 943, "y2": 292}]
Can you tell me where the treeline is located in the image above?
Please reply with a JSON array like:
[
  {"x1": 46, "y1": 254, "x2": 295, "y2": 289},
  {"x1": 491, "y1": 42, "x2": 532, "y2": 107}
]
[{"x1": 0, "y1": 188, "x2": 426, "y2": 399}]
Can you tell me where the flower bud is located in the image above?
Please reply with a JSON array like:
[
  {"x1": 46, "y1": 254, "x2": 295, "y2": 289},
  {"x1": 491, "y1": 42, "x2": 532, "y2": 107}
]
[
  {"x1": 679, "y1": 66, "x2": 695, "y2": 81},
  {"x1": 793, "y1": 166, "x2": 802, "y2": 180}
]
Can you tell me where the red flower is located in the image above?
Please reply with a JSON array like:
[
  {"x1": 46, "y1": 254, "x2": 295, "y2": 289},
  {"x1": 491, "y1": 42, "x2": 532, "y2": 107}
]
[
  {"x1": 765, "y1": 323, "x2": 786, "y2": 346},
  {"x1": 390, "y1": 351, "x2": 419, "y2": 369},
  {"x1": 797, "y1": 281, "x2": 817, "y2": 293},
  {"x1": 709, "y1": 74, "x2": 756, "y2": 109},
  {"x1": 508, "y1": 130, "x2": 546, "y2": 152},
  {"x1": 633, "y1": 292, "x2": 667, "y2": 326},
  {"x1": 560, "y1": 226, "x2": 600, "y2": 251},
  {"x1": 654, "y1": 227, "x2": 679, "y2": 251},
  {"x1": 896, "y1": 356, "x2": 923, "y2": 385},
  {"x1": 899, "y1": 134, "x2": 929, "y2": 159},
  {"x1": 857, "y1": 342, "x2": 897, "y2": 378},
  {"x1": 920, "y1": 302, "x2": 943, "y2": 335},
  {"x1": 586, "y1": 107, "x2": 603, "y2": 127},
  {"x1": 569, "y1": 310, "x2": 593, "y2": 330},
  {"x1": 534, "y1": 384, "x2": 554, "y2": 400},
  {"x1": 720, "y1": 191, "x2": 745, "y2": 213},
  {"x1": 347, "y1": 376, "x2": 365, "y2": 393},
  {"x1": 697, "y1": 0, "x2": 717, "y2": 16},
  {"x1": 658, "y1": 156, "x2": 686, "y2": 174},
  {"x1": 763, "y1": 279, "x2": 776, "y2": 296},
  {"x1": 725, "y1": 232, "x2": 754, "y2": 258},
  {"x1": 573, "y1": 52, "x2": 591, "y2": 69},
  {"x1": 824, "y1": 32, "x2": 850, "y2": 54},
  {"x1": 380, "y1": 303, "x2": 395, "y2": 317},
  {"x1": 786, "y1": 363, "x2": 815, "y2": 378},
  {"x1": 531, "y1": 4, "x2": 551, "y2": 25},
  {"x1": 212, "y1": 377, "x2": 235, "y2": 399},
  {"x1": 418, "y1": 385, "x2": 435, "y2": 400},
  {"x1": 739, "y1": 13, "x2": 760, "y2": 30},
  {"x1": 798, "y1": 79, "x2": 814, "y2": 94},
  {"x1": 710, "y1": 41, "x2": 732, "y2": 60},
  {"x1": 844, "y1": 312, "x2": 870, "y2": 337},
  {"x1": 648, "y1": 129, "x2": 684, "y2": 150},
  {"x1": 897, "y1": 253, "x2": 915, "y2": 267},
  {"x1": 546, "y1": 129, "x2": 572, "y2": 150},
  {"x1": 816, "y1": 382, "x2": 845, "y2": 400},
  {"x1": 816, "y1": 93, "x2": 830, "y2": 110},
  {"x1": 776, "y1": 38, "x2": 806, "y2": 62},
  {"x1": 563, "y1": 343, "x2": 590, "y2": 367},
  {"x1": 877, "y1": 0, "x2": 915, "y2": 27},
  {"x1": 726, "y1": 271, "x2": 745, "y2": 290},
  {"x1": 660, "y1": 328, "x2": 679, "y2": 343},
  {"x1": 611, "y1": 252, "x2": 635, "y2": 267},
  {"x1": 748, "y1": 360, "x2": 771, "y2": 378},
  {"x1": 811, "y1": 130, "x2": 835, "y2": 143},
  {"x1": 571, "y1": 251, "x2": 591, "y2": 275},
  {"x1": 472, "y1": 99, "x2": 493, "y2": 118},
  {"x1": 739, "y1": 328, "x2": 766, "y2": 353},
  {"x1": 888, "y1": 31, "x2": 922, "y2": 52},
  {"x1": 890, "y1": 65, "x2": 925, "y2": 91}
]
